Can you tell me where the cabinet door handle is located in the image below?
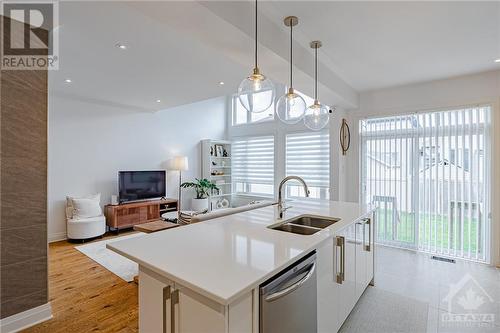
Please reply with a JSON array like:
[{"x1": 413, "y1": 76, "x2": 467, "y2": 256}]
[
  {"x1": 356, "y1": 221, "x2": 366, "y2": 249},
  {"x1": 336, "y1": 236, "x2": 345, "y2": 284},
  {"x1": 365, "y1": 219, "x2": 371, "y2": 252},
  {"x1": 171, "y1": 289, "x2": 179, "y2": 333},
  {"x1": 163, "y1": 286, "x2": 171, "y2": 333}
]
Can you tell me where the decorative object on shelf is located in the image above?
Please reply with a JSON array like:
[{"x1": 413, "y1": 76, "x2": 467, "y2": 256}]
[
  {"x1": 215, "y1": 144, "x2": 224, "y2": 157},
  {"x1": 201, "y1": 139, "x2": 233, "y2": 213},
  {"x1": 212, "y1": 161, "x2": 217, "y2": 166},
  {"x1": 304, "y1": 40, "x2": 330, "y2": 131},
  {"x1": 215, "y1": 198, "x2": 230, "y2": 210},
  {"x1": 210, "y1": 146, "x2": 214, "y2": 156},
  {"x1": 180, "y1": 178, "x2": 219, "y2": 212},
  {"x1": 340, "y1": 118, "x2": 351, "y2": 155},
  {"x1": 170, "y1": 156, "x2": 189, "y2": 213},
  {"x1": 276, "y1": 16, "x2": 306, "y2": 124},
  {"x1": 237, "y1": 0, "x2": 275, "y2": 114}
]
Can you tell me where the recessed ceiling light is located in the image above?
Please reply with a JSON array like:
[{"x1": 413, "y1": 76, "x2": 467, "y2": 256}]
[
  {"x1": 64, "y1": 79, "x2": 72, "y2": 83},
  {"x1": 219, "y1": 81, "x2": 225, "y2": 85},
  {"x1": 115, "y1": 43, "x2": 127, "y2": 50},
  {"x1": 495, "y1": 58, "x2": 500, "y2": 63},
  {"x1": 156, "y1": 99, "x2": 161, "y2": 103}
]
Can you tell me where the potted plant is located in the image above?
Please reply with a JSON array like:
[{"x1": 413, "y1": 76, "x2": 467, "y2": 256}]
[{"x1": 180, "y1": 178, "x2": 219, "y2": 212}]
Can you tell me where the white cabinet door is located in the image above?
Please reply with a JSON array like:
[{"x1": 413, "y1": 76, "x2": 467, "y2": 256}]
[
  {"x1": 335, "y1": 223, "x2": 357, "y2": 326},
  {"x1": 355, "y1": 221, "x2": 367, "y2": 299},
  {"x1": 139, "y1": 267, "x2": 254, "y2": 333},
  {"x1": 355, "y1": 217, "x2": 375, "y2": 296},
  {"x1": 174, "y1": 287, "x2": 226, "y2": 333},
  {"x1": 364, "y1": 217, "x2": 374, "y2": 287},
  {"x1": 174, "y1": 286, "x2": 254, "y2": 333},
  {"x1": 139, "y1": 269, "x2": 174, "y2": 333},
  {"x1": 316, "y1": 238, "x2": 339, "y2": 332}
]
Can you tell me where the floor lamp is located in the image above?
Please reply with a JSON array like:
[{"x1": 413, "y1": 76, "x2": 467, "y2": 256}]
[{"x1": 171, "y1": 156, "x2": 189, "y2": 217}]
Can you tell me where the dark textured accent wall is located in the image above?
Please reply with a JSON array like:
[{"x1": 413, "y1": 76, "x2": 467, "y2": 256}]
[{"x1": 0, "y1": 16, "x2": 49, "y2": 319}]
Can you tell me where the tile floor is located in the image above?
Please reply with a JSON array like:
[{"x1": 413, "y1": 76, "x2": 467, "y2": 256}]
[{"x1": 372, "y1": 245, "x2": 500, "y2": 333}]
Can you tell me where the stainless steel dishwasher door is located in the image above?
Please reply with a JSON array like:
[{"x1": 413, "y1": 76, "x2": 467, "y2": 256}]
[{"x1": 260, "y1": 252, "x2": 317, "y2": 333}]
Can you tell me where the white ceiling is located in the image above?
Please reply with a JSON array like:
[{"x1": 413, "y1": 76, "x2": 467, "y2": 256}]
[
  {"x1": 258, "y1": 0, "x2": 500, "y2": 91},
  {"x1": 49, "y1": 1, "x2": 500, "y2": 112}
]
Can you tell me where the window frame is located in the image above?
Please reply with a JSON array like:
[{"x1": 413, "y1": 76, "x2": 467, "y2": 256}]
[{"x1": 231, "y1": 94, "x2": 275, "y2": 127}]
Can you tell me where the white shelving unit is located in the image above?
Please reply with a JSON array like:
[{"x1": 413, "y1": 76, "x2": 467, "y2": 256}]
[{"x1": 201, "y1": 139, "x2": 233, "y2": 211}]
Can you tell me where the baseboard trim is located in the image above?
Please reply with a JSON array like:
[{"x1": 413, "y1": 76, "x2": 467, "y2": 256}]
[
  {"x1": 48, "y1": 232, "x2": 67, "y2": 243},
  {"x1": 0, "y1": 303, "x2": 52, "y2": 333}
]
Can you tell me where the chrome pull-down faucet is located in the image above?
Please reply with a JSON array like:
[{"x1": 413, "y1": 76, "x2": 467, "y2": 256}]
[{"x1": 277, "y1": 176, "x2": 310, "y2": 219}]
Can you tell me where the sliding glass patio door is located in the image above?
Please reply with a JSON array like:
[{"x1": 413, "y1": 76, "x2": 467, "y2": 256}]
[{"x1": 360, "y1": 106, "x2": 491, "y2": 262}]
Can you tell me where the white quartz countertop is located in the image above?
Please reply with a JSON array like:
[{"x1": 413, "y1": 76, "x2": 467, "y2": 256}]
[{"x1": 107, "y1": 199, "x2": 374, "y2": 305}]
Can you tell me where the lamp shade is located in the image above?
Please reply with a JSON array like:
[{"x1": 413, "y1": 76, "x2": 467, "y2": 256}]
[{"x1": 171, "y1": 156, "x2": 189, "y2": 171}]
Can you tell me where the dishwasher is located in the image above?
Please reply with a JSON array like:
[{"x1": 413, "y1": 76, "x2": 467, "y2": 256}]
[{"x1": 259, "y1": 251, "x2": 317, "y2": 333}]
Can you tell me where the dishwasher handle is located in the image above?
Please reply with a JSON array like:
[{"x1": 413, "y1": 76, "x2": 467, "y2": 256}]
[{"x1": 264, "y1": 262, "x2": 316, "y2": 302}]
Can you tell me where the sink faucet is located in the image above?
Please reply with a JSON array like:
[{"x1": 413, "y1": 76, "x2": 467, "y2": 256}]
[{"x1": 277, "y1": 176, "x2": 310, "y2": 219}]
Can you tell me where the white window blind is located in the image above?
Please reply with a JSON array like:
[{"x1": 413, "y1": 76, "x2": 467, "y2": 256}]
[
  {"x1": 286, "y1": 131, "x2": 330, "y2": 199},
  {"x1": 232, "y1": 136, "x2": 274, "y2": 196},
  {"x1": 360, "y1": 106, "x2": 491, "y2": 262}
]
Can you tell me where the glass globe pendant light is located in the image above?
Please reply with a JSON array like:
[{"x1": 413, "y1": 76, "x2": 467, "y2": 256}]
[
  {"x1": 237, "y1": 0, "x2": 275, "y2": 114},
  {"x1": 304, "y1": 40, "x2": 330, "y2": 131},
  {"x1": 276, "y1": 16, "x2": 306, "y2": 124}
]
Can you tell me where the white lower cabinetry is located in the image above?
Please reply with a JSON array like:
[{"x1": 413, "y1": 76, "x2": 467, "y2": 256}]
[
  {"x1": 317, "y1": 214, "x2": 375, "y2": 333},
  {"x1": 139, "y1": 267, "x2": 254, "y2": 333},
  {"x1": 138, "y1": 214, "x2": 374, "y2": 333},
  {"x1": 336, "y1": 222, "x2": 357, "y2": 325},
  {"x1": 316, "y1": 237, "x2": 340, "y2": 332}
]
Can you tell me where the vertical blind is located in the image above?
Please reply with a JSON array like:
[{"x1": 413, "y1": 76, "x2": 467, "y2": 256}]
[
  {"x1": 232, "y1": 136, "x2": 274, "y2": 195},
  {"x1": 286, "y1": 131, "x2": 330, "y2": 198},
  {"x1": 360, "y1": 106, "x2": 491, "y2": 262}
]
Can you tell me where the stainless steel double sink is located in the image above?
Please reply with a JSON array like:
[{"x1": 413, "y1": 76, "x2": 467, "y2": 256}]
[{"x1": 269, "y1": 215, "x2": 341, "y2": 235}]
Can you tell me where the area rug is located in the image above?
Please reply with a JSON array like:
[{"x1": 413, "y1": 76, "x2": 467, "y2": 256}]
[
  {"x1": 75, "y1": 233, "x2": 145, "y2": 282},
  {"x1": 339, "y1": 287, "x2": 429, "y2": 333}
]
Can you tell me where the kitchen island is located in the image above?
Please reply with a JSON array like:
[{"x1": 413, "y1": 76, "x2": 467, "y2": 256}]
[{"x1": 108, "y1": 199, "x2": 375, "y2": 333}]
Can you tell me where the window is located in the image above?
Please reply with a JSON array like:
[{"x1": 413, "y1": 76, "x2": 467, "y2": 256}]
[
  {"x1": 232, "y1": 95, "x2": 274, "y2": 125},
  {"x1": 286, "y1": 131, "x2": 330, "y2": 199},
  {"x1": 232, "y1": 136, "x2": 274, "y2": 197},
  {"x1": 231, "y1": 89, "x2": 315, "y2": 126},
  {"x1": 360, "y1": 106, "x2": 491, "y2": 262}
]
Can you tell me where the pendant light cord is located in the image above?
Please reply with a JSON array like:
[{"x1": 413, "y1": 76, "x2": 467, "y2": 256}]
[
  {"x1": 254, "y1": 0, "x2": 258, "y2": 69},
  {"x1": 290, "y1": 24, "x2": 293, "y2": 89},
  {"x1": 314, "y1": 47, "x2": 318, "y2": 101}
]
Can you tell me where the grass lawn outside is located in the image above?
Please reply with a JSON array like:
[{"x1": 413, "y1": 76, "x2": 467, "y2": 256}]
[{"x1": 375, "y1": 209, "x2": 482, "y2": 256}]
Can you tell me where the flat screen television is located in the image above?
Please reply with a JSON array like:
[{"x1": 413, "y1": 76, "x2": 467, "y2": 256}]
[{"x1": 118, "y1": 170, "x2": 166, "y2": 203}]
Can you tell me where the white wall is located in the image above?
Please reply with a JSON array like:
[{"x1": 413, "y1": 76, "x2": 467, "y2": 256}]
[
  {"x1": 48, "y1": 96, "x2": 226, "y2": 242},
  {"x1": 344, "y1": 69, "x2": 500, "y2": 265}
]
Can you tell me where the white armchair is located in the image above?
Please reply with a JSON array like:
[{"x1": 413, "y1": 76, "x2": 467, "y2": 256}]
[{"x1": 66, "y1": 194, "x2": 106, "y2": 240}]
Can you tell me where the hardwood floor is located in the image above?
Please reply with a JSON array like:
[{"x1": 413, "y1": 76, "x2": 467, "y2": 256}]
[{"x1": 23, "y1": 232, "x2": 138, "y2": 333}]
